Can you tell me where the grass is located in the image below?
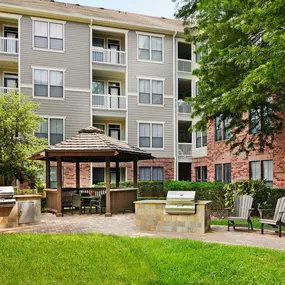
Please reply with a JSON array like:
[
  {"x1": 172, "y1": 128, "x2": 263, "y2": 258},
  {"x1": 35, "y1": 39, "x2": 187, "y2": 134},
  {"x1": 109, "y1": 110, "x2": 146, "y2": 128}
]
[{"x1": 0, "y1": 234, "x2": 285, "y2": 284}]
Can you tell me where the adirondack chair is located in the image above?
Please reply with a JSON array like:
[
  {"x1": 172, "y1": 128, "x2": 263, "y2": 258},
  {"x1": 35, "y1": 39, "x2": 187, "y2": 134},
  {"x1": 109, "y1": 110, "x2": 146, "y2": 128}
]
[
  {"x1": 259, "y1": 197, "x2": 285, "y2": 238},
  {"x1": 226, "y1": 195, "x2": 254, "y2": 232}
]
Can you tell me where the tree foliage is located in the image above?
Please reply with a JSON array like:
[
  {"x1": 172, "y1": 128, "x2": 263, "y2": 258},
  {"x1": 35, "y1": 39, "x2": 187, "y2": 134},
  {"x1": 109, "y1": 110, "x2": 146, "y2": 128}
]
[
  {"x1": 0, "y1": 91, "x2": 46, "y2": 186},
  {"x1": 174, "y1": 0, "x2": 285, "y2": 154}
]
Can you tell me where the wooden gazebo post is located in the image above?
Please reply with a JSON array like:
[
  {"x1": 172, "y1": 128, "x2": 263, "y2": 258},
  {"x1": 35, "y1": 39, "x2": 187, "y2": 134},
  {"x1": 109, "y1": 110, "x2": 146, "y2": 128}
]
[
  {"x1": 76, "y1": 160, "x2": 80, "y2": 193},
  {"x1": 116, "y1": 161, "x2": 120, "y2": 188},
  {"x1": 56, "y1": 157, "x2": 63, "y2": 217},
  {"x1": 133, "y1": 158, "x2": 138, "y2": 188},
  {"x1": 105, "y1": 156, "x2": 112, "y2": 217},
  {"x1": 46, "y1": 158, "x2": 50, "y2": 189}
]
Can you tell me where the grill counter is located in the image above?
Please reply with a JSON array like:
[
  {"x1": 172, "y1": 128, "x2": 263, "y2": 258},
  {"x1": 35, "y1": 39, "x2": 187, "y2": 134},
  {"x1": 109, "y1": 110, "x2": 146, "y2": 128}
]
[
  {"x1": 0, "y1": 186, "x2": 16, "y2": 208},
  {"x1": 165, "y1": 191, "x2": 196, "y2": 214}
]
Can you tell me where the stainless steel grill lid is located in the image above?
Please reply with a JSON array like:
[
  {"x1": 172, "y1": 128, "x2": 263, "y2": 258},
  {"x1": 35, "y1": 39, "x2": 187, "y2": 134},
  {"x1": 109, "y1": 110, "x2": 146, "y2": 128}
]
[
  {"x1": 165, "y1": 191, "x2": 196, "y2": 214},
  {"x1": 0, "y1": 186, "x2": 16, "y2": 208}
]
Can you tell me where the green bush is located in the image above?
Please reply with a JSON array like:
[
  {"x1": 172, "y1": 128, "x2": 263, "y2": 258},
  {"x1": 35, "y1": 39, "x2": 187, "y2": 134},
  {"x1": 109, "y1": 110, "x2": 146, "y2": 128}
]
[
  {"x1": 138, "y1": 181, "x2": 164, "y2": 196},
  {"x1": 137, "y1": 197, "x2": 166, "y2": 201},
  {"x1": 93, "y1": 181, "x2": 134, "y2": 189},
  {"x1": 224, "y1": 180, "x2": 271, "y2": 209},
  {"x1": 164, "y1": 180, "x2": 225, "y2": 210}
]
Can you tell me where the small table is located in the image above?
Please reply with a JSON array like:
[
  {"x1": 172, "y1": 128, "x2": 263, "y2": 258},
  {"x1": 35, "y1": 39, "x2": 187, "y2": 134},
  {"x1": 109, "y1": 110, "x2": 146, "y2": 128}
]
[{"x1": 80, "y1": 196, "x2": 100, "y2": 214}]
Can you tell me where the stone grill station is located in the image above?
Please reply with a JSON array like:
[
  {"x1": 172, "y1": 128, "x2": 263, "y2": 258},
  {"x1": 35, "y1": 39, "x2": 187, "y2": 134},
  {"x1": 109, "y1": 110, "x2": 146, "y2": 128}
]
[{"x1": 135, "y1": 191, "x2": 212, "y2": 234}]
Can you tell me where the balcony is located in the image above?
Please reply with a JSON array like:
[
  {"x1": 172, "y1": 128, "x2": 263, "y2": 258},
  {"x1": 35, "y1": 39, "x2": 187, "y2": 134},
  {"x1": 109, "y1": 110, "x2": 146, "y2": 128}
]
[
  {"x1": 0, "y1": 37, "x2": 18, "y2": 55},
  {"x1": 92, "y1": 48, "x2": 126, "y2": 66},
  {"x1": 178, "y1": 143, "x2": 192, "y2": 157},
  {"x1": 0, "y1": 87, "x2": 18, "y2": 94},
  {"x1": 92, "y1": 94, "x2": 126, "y2": 111},
  {"x1": 178, "y1": 59, "x2": 191, "y2": 73},
  {"x1": 178, "y1": 100, "x2": 191, "y2": 114}
]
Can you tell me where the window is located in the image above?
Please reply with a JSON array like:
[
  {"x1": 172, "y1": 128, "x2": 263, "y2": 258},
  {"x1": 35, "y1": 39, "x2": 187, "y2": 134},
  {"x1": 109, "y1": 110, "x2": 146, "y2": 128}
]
[
  {"x1": 250, "y1": 160, "x2": 273, "y2": 187},
  {"x1": 215, "y1": 164, "x2": 222, "y2": 182},
  {"x1": 250, "y1": 107, "x2": 272, "y2": 134},
  {"x1": 139, "y1": 79, "x2": 163, "y2": 105},
  {"x1": 250, "y1": 161, "x2": 261, "y2": 180},
  {"x1": 93, "y1": 124, "x2": 105, "y2": 132},
  {"x1": 196, "y1": 166, "x2": 207, "y2": 182},
  {"x1": 216, "y1": 163, "x2": 231, "y2": 183},
  {"x1": 139, "y1": 167, "x2": 151, "y2": 181},
  {"x1": 139, "y1": 122, "x2": 163, "y2": 149},
  {"x1": 262, "y1": 160, "x2": 273, "y2": 187},
  {"x1": 34, "y1": 20, "x2": 64, "y2": 51},
  {"x1": 215, "y1": 116, "x2": 231, "y2": 141},
  {"x1": 152, "y1": 167, "x2": 163, "y2": 181},
  {"x1": 34, "y1": 69, "x2": 64, "y2": 98},
  {"x1": 93, "y1": 168, "x2": 105, "y2": 184},
  {"x1": 224, "y1": 163, "x2": 231, "y2": 183},
  {"x1": 196, "y1": 130, "x2": 207, "y2": 148},
  {"x1": 195, "y1": 42, "x2": 204, "y2": 63},
  {"x1": 215, "y1": 117, "x2": 223, "y2": 141},
  {"x1": 35, "y1": 118, "x2": 64, "y2": 145},
  {"x1": 50, "y1": 166, "x2": 63, "y2": 189},
  {"x1": 138, "y1": 34, "x2": 163, "y2": 62},
  {"x1": 108, "y1": 124, "x2": 121, "y2": 140},
  {"x1": 195, "y1": 82, "x2": 199, "y2": 97},
  {"x1": 139, "y1": 167, "x2": 164, "y2": 181}
]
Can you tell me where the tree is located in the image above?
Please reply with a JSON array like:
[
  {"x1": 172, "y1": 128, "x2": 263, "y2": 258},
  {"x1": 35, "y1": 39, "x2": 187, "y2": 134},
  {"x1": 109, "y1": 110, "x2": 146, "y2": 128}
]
[
  {"x1": 174, "y1": 0, "x2": 285, "y2": 154},
  {"x1": 0, "y1": 91, "x2": 46, "y2": 186}
]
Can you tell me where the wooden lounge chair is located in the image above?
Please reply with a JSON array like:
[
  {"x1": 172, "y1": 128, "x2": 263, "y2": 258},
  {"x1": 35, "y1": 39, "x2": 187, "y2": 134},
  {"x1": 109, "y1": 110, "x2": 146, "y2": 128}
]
[
  {"x1": 259, "y1": 197, "x2": 285, "y2": 238},
  {"x1": 226, "y1": 195, "x2": 254, "y2": 232}
]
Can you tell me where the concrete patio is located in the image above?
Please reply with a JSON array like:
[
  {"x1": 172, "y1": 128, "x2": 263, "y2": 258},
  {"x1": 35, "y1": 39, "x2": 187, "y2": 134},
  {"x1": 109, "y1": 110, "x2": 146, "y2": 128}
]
[{"x1": 1, "y1": 213, "x2": 285, "y2": 251}]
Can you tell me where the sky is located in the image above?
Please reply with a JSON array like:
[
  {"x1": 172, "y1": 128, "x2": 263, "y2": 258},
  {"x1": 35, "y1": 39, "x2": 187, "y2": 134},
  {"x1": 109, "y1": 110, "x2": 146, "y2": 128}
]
[{"x1": 56, "y1": 0, "x2": 177, "y2": 19}]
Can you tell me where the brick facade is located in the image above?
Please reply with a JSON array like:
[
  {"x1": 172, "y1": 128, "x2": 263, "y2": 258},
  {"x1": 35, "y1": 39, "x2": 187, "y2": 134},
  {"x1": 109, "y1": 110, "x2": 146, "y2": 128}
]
[{"x1": 192, "y1": 120, "x2": 285, "y2": 188}]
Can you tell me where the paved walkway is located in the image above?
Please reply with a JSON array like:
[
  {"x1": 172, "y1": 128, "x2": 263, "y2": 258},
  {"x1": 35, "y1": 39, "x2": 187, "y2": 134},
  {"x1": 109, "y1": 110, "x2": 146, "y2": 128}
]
[{"x1": 1, "y1": 213, "x2": 285, "y2": 251}]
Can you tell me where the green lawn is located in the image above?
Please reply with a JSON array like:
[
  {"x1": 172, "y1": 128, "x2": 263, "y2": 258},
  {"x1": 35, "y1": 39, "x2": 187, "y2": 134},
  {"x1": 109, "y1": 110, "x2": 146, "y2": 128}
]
[{"x1": 0, "y1": 235, "x2": 285, "y2": 284}]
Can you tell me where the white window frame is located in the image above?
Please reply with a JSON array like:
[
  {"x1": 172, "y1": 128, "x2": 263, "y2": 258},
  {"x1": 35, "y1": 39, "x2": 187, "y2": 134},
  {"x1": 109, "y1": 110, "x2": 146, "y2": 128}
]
[
  {"x1": 32, "y1": 66, "x2": 65, "y2": 100},
  {"x1": 136, "y1": 32, "x2": 164, "y2": 64},
  {"x1": 137, "y1": 76, "x2": 165, "y2": 107},
  {"x1": 137, "y1": 121, "x2": 165, "y2": 150},
  {"x1": 195, "y1": 130, "x2": 207, "y2": 149},
  {"x1": 35, "y1": 116, "x2": 66, "y2": 146},
  {"x1": 31, "y1": 17, "x2": 66, "y2": 53}
]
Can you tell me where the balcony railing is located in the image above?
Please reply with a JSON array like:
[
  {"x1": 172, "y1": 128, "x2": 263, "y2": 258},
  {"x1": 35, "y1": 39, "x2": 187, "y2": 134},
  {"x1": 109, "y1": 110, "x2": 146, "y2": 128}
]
[
  {"x1": 178, "y1": 143, "x2": 192, "y2": 156},
  {"x1": 0, "y1": 37, "x2": 19, "y2": 54},
  {"x1": 178, "y1": 59, "x2": 191, "y2": 73},
  {"x1": 92, "y1": 94, "x2": 127, "y2": 110},
  {"x1": 0, "y1": 87, "x2": 19, "y2": 94},
  {"x1": 178, "y1": 100, "x2": 191, "y2": 114},
  {"x1": 92, "y1": 48, "x2": 126, "y2": 65}
]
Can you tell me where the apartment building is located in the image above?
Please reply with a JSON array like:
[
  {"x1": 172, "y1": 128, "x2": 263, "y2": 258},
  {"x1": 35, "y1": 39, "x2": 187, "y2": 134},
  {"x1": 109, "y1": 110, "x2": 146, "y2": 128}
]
[{"x1": 1, "y1": 0, "x2": 283, "y2": 188}]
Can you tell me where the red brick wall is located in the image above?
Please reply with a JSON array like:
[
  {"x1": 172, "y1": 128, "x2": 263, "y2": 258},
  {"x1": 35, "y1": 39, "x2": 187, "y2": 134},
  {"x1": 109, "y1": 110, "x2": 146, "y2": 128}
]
[{"x1": 192, "y1": 120, "x2": 285, "y2": 188}]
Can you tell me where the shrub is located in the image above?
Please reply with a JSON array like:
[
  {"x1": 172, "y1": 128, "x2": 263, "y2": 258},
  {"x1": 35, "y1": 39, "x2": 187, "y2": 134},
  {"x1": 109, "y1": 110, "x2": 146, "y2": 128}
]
[
  {"x1": 224, "y1": 180, "x2": 271, "y2": 209},
  {"x1": 164, "y1": 180, "x2": 225, "y2": 210},
  {"x1": 138, "y1": 181, "x2": 164, "y2": 196}
]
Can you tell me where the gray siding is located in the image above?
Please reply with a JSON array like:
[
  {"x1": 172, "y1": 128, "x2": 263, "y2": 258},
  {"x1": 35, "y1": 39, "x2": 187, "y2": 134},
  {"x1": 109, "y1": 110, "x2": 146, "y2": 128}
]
[
  {"x1": 128, "y1": 96, "x2": 174, "y2": 157},
  {"x1": 20, "y1": 16, "x2": 91, "y2": 138},
  {"x1": 127, "y1": 31, "x2": 174, "y2": 158}
]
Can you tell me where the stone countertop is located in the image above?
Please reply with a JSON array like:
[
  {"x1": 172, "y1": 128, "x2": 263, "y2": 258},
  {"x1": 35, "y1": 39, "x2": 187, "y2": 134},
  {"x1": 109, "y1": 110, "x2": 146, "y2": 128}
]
[
  {"x1": 134, "y1": 200, "x2": 212, "y2": 205},
  {"x1": 15, "y1": 194, "x2": 42, "y2": 199}
]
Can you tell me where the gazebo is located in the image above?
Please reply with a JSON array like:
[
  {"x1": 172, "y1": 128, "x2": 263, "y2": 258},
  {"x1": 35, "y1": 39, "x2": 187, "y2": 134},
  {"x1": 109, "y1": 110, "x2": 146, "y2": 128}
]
[{"x1": 30, "y1": 127, "x2": 154, "y2": 217}]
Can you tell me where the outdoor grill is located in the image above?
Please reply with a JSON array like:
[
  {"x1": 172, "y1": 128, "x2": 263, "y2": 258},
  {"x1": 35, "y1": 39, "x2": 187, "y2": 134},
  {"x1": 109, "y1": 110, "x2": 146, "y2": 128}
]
[
  {"x1": 165, "y1": 191, "x2": 196, "y2": 214},
  {"x1": 0, "y1": 186, "x2": 16, "y2": 208}
]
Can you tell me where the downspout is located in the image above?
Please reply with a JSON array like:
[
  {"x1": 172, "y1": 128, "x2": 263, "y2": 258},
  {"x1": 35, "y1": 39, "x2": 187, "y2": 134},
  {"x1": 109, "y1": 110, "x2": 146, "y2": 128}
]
[
  {"x1": 173, "y1": 31, "x2": 178, "y2": 180},
  {"x1": 89, "y1": 18, "x2": 93, "y2": 187}
]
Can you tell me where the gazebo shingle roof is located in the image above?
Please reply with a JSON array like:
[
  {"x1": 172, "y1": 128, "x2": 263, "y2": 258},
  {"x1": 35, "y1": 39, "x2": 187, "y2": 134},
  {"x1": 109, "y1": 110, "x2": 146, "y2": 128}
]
[{"x1": 30, "y1": 127, "x2": 154, "y2": 162}]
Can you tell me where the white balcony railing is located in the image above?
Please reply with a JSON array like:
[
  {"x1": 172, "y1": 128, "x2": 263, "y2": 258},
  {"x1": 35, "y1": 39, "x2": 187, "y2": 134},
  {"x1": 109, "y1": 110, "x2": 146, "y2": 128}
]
[
  {"x1": 178, "y1": 143, "x2": 192, "y2": 156},
  {"x1": 92, "y1": 48, "x2": 126, "y2": 65},
  {"x1": 0, "y1": 87, "x2": 19, "y2": 94},
  {"x1": 178, "y1": 100, "x2": 191, "y2": 114},
  {"x1": 0, "y1": 37, "x2": 19, "y2": 54},
  {"x1": 92, "y1": 94, "x2": 127, "y2": 110},
  {"x1": 178, "y1": 59, "x2": 192, "y2": 73}
]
